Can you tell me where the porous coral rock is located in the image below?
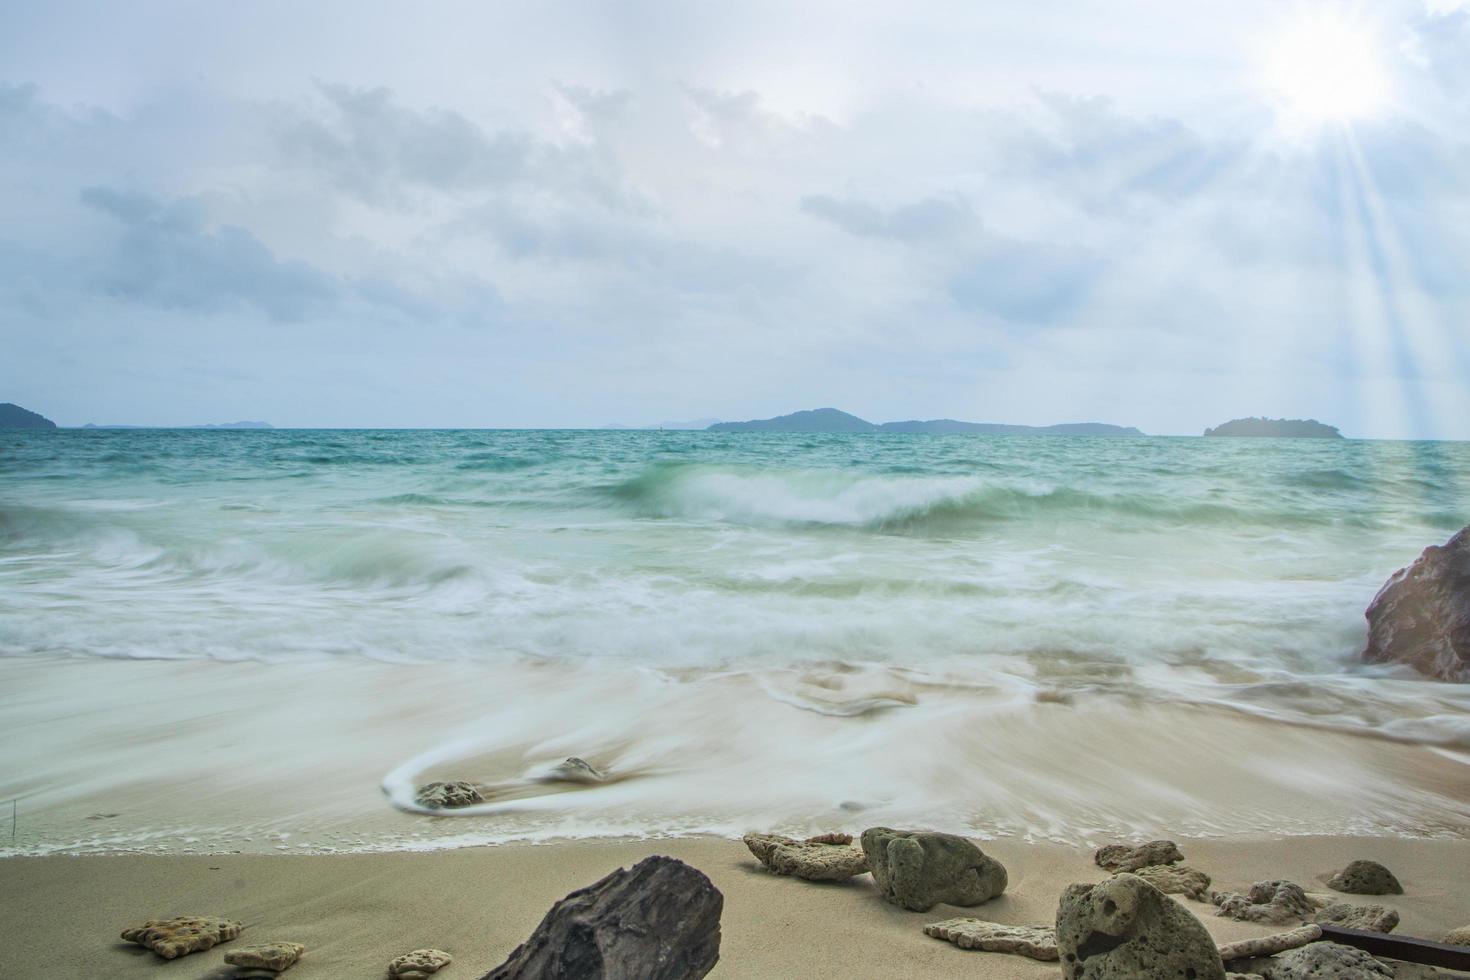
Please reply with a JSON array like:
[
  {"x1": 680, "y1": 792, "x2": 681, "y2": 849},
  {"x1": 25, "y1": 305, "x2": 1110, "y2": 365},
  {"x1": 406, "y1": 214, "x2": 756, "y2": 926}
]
[
  {"x1": 389, "y1": 947, "x2": 453, "y2": 977},
  {"x1": 742, "y1": 833, "x2": 868, "y2": 882},
  {"x1": 1093, "y1": 839, "x2": 1185, "y2": 872},
  {"x1": 120, "y1": 915, "x2": 242, "y2": 959},
  {"x1": 860, "y1": 827, "x2": 1007, "y2": 912},
  {"x1": 223, "y1": 942, "x2": 304, "y2": 972},
  {"x1": 1238, "y1": 941, "x2": 1393, "y2": 979},
  {"x1": 1132, "y1": 863, "x2": 1212, "y2": 900},
  {"x1": 1056, "y1": 873, "x2": 1226, "y2": 980},
  {"x1": 923, "y1": 918, "x2": 1057, "y2": 960},
  {"x1": 415, "y1": 780, "x2": 483, "y2": 809},
  {"x1": 1313, "y1": 902, "x2": 1399, "y2": 933},
  {"x1": 1324, "y1": 860, "x2": 1403, "y2": 896},
  {"x1": 1213, "y1": 880, "x2": 1320, "y2": 924}
]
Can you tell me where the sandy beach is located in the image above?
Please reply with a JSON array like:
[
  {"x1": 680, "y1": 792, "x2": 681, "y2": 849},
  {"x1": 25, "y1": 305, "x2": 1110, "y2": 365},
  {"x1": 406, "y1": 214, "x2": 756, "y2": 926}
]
[
  {"x1": 3, "y1": 835, "x2": 1469, "y2": 978},
  {"x1": 8, "y1": 0, "x2": 1470, "y2": 968}
]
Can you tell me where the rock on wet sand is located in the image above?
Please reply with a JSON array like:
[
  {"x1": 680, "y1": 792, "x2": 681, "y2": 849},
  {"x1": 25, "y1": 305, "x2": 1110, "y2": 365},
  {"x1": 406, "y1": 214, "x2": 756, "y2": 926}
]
[
  {"x1": 742, "y1": 832, "x2": 868, "y2": 882},
  {"x1": 389, "y1": 947, "x2": 453, "y2": 977},
  {"x1": 923, "y1": 918, "x2": 1058, "y2": 960},
  {"x1": 1324, "y1": 859, "x2": 1403, "y2": 896},
  {"x1": 1212, "y1": 880, "x2": 1320, "y2": 924},
  {"x1": 1314, "y1": 902, "x2": 1399, "y2": 933},
  {"x1": 481, "y1": 855, "x2": 722, "y2": 980},
  {"x1": 120, "y1": 915, "x2": 242, "y2": 959},
  {"x1": 415, "y1": 781, "x2": 484, "y2": 809},
  {"x1": 1093, "y1": 839, "x2": 1185, "y2": 872},
  {"x1": 1056, "y1": 873, "x2": 1225, "y2": 980},
  {"x1": 1132, "y1": 863, "x2": 1212, "y2": 900},
  {"x1": 223, "y1": 941, "x2": 304, "y2": 972},
  {"x1": 860, "y1": 827, "x2": 1007, "y2": 912},
  {"x1": 1232, "y1": 941, "x2": 1394, "y2": 979},
  {"x1": 544, "y1": 757, "x2": 606, "y2": 783}
]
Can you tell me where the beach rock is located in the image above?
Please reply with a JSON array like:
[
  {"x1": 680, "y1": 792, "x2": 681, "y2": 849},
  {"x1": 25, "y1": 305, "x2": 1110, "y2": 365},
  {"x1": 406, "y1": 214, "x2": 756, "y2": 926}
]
[
  {"x1": 1314, "y1": 902, "x2": 1399, "y2": 933},
  {"x1": 1238, "y1": 941, "x2": 1393, "y2": 979},
  {"x1": 1213, "y1": 880, "x2": 1320, "y2": 924},
  {"x1": 1325, "y1": 860, "x2": 1403, "y2": 896},
  {"x1": 923, "y1": 918, "x2": 1058, "y2": 960},
  {"x1": 1094, "y1": 840, "x2": 1184, "y2": 872},
  {"x1": 1362, "y1": 525, "x2": 1470, "y2": 681},
  {"x1": 1444, "y1": 925, "x2": 1470, "y2": 946},
  {"x1": 1133, "y1": 863, "x2": 1212, "y2": 900},
  {"x1": 546, "y1": 757, "x2": 605, "y2": 783},
  {"x1": 1388, "y1": 964, "x2": 1442, "y2": 980},
  {"x1": 859, "y1": 827, "x2": 1007, "y2": 912},
  {"x1": 1056, "y1": 873, "x2": 1226, "y2": 980},
  {"x1": 742, "y1": 833, "x2": 868, "y2": 881},
  {"x1": 389, "y1": 948, "x2": 453, "y2": 977},
  {"x1": 481, "y1": 855, "x2": 722, "y2": 980},
  {"x1": 1217, "y1": 925, "x2": 1323, "y2": 962},
  {"x1": 120, "y1": 915, "x2": 242, "y2": 959},
  {"x1": 223, "y1": 942, "x2": 304, "y2": 972},
  {"x1": 415, "y1": 780, "x2": 483, "y2": 809}
]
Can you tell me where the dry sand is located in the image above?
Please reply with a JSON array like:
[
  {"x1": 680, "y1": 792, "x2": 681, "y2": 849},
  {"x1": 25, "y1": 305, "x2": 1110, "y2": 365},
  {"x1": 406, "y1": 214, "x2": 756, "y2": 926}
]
[{"x1": 3, "y1": 835, "x2": 1468, "y2": 978}]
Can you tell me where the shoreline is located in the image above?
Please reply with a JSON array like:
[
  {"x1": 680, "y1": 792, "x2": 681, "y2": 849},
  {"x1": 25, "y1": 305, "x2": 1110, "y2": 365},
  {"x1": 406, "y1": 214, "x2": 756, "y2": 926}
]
[
  {"x1": 5, "y1": 655, "x2": 1469, "y2": 860},
  {"x1": 4, "y1": 835, "x2": 1469, "y2": 978}
]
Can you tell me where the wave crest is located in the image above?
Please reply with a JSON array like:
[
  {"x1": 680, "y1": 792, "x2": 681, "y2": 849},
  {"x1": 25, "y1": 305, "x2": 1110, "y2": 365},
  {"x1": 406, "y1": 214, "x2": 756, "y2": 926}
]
[{"x1": 605, "y1": 463, "x2": 1348, "y2": 531}]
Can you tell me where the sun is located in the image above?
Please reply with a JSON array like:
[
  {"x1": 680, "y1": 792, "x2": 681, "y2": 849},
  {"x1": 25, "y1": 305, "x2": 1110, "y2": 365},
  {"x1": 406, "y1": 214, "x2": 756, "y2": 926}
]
[{"x1": 1261, "y1": 9, "x2": 1389, "y2": 125}]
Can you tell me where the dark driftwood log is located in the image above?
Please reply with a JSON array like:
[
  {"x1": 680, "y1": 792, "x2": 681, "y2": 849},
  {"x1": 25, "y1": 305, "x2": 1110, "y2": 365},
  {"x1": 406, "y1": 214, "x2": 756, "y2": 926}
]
[
  {"x1": 1317, "y1": 925, "x2": 1470, "y2": 970},
  {"x1": 481, "y1": 855, "x2": 723, "y2": 980}
]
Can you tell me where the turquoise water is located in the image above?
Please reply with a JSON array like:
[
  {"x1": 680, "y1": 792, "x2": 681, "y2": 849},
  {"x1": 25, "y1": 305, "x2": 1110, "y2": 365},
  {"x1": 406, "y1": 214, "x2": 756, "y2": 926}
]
[
  {"x1": 3, "y1": 428, "x2": 1470, "y2": 847},
  {"x1": 4, "y1": 429, "x2": 1467, "y2": 677}
]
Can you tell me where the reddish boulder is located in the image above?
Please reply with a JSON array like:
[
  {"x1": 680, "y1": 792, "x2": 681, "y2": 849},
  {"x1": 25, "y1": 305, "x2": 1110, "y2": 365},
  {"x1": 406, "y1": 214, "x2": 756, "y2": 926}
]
[{"x1": 1363, "y1": 527, "x2": 1470, "y2": 681}]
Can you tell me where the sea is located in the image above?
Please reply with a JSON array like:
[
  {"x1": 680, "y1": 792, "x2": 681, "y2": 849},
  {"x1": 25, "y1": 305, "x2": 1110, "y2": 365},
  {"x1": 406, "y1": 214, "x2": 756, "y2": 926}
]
[{"x1": 2, "y1": 428, "x2": 1469, "y2": 853}]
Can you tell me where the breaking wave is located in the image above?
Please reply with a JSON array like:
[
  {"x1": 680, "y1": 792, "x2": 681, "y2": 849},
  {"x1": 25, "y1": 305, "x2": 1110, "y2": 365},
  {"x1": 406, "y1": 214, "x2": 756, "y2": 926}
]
[{"x1": 606, "y1": 463, "x2": 1372, "y2": 532}]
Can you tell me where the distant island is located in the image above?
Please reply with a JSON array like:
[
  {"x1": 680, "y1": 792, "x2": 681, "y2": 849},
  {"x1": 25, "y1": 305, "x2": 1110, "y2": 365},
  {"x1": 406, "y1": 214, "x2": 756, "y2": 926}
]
[
  {"x1": 707, "y1": 407, "x2": 1145, "y2": 436},
  {"x1": 0, "y1": 403, "x2": 57, "y2": 428},
  {"x1": 1203, "y1": 417, "x2": 1343, "y2": 439},
  {"x1": 81, "y1": 421, "x2": 275, "y2": 430}
]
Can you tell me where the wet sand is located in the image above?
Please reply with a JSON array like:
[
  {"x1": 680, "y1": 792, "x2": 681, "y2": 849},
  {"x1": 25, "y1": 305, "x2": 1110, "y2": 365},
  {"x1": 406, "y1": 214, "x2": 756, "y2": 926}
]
[
  {"x1": 5, "y1": 656, "x2": 1470, "y2": 859},
  {"x1": 3, "y1": 836, "x2": 1469, "y2": 978}
]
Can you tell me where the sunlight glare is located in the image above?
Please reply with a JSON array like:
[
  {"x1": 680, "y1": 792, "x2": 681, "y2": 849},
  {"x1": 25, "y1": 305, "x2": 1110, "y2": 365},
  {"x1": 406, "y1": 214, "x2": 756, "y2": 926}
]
[{"x1": 1262, "y1": 10, "x2": 1389, "y2": 125}]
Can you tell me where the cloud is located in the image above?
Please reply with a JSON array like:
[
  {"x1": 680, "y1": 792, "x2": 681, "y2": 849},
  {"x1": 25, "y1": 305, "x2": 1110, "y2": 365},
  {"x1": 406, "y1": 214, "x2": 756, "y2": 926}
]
[
  {"x1": 78, "y1": 186, "x2": 339, "y2": 321},
  {"x1": 279, "y1": 82, "x2": 532, "y2": 202},
  {"x1": 947, "y1": 239, "x2": 1100, "y2": 323},
  {"x1": 681, "y1": 84, "x2": 837, "y2": 149},
  {"x1": 1001, "y1": 92, "x2": 1240, "y2": 209},
  {"x1": 796, "y1": 189, "x2": 1092, "y2": 321},
  {"x1": 72, "y1": 185, "x2": 506, "y2": 326},
  {"x1": 1402, "y1": 8, "x2": 1470, "y2": 95},
  {"x1": 279, "y1": 81, "x2": 649, "y2": 215},
  {"x1": 2, "y1": 0, "x2": 1469, "y2": 434},
  {"x1": 800, "y1": 194, "x2": 976, "y2": 241},
  {"x1": 552, "y1": 81, "x2": 633, "y2": 123}
]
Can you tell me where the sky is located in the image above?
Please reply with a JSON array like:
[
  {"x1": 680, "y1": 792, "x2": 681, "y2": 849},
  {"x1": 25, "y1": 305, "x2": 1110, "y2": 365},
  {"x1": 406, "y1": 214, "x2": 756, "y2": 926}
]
[{"x1": 1, "y1": 1, "x2": 1468, "y2": 437}]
